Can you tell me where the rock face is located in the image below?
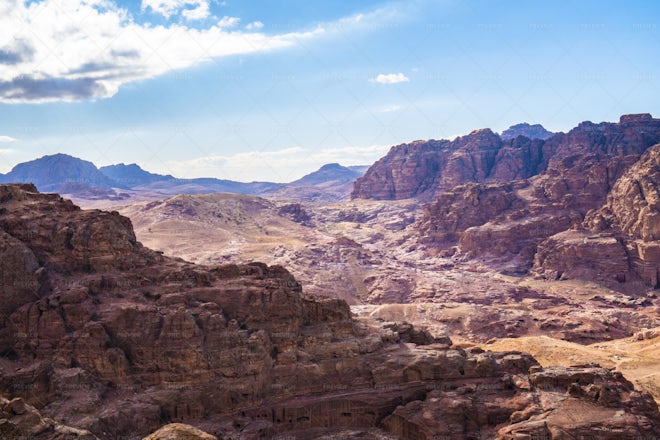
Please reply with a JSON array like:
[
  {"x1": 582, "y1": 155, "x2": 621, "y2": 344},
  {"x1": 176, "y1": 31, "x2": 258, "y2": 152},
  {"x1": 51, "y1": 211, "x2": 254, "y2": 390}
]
[
  {"x1": 355, "y1": 114, "x2": 660, "y2": 200},
  {"x1": 143, "y1": 423, "x2": 217, "y2": 440},
  {"x1": 351, "y1": 127, "x2": 548, "y2": 200},
  {"x1": 413, "y1": 114, "x2": 660, "y2": 275},
  {"x1": 534, "y1": 142, "x2": 660, "y2": 288},
  {"x1": 0, "y1": 184, "x2": 658, "y2": 439},
  {"x1": 351, "y1": 129, "x2": 520, "y2": 200},
  {"x1": 0, "y1": 396, "x2": 98, "y2": 439},
  {"x1": 384, "y1": 364, "x2": 658, "y2": 440},
  {"x1": 500, "y1": 122, "x2": 554, "y2": 141}
]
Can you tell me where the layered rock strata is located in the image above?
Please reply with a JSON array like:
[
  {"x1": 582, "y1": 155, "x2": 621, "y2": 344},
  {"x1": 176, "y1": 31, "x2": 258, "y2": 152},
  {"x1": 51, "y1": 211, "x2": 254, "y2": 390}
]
[{"x1": 0, "y1": 184, "x2": 658, "y2": 439}]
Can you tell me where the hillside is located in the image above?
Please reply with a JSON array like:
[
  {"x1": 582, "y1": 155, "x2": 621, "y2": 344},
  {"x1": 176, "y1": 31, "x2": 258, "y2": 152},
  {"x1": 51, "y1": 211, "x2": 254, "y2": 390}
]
[
  {"x1": 3, "y1": 184, "x2": 657, "y2": 438},
  {"x1": 1, "y1": 155, "x2": 368, "y2": 204},
  {"x1": 353, "y1": 113, "x2": 660, "y2": 200},
  {"x1": 0, "y1": 153, "x2": 125, "y2": 198}
]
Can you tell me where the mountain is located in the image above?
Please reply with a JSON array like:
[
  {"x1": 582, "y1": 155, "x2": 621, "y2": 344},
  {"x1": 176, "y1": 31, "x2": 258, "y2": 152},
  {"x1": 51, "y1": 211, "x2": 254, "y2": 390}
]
[
  {"x1": 263, "y1": 162, "x2": 369, "y2": 202},
  {"x1": 0, "y1": 155, "x2": 285, "y2": 201},
  {"x1": 500, "y1": 122, "x2": 554, "y2": 140},
  {"x1": 352, "y1": 128, "x2": 530, "y2": 200},
  {"x1": 353, "y1": 113, "x2": 660, "y2": 201},
  {"x1": 413, "y1": 114, "x2": 660, "y2": 280},
  {"x1": 1, "y1": 182, "x2": 658, "y2": 439},
  {"x1": 3, "y1": 155, "x2": 367, "y2": 202},
  {"x1": 0, "y1": 153, "x2": 123, "y2": 193},
  {"x1": 99, "y1": 163, "x2": 175, "y2": 186},
  {"x1": 99, "y1": 163, "x2": 282, "y2": 195},
  {"x1": 290, "y1": 163, "x2": 364, "y2": 187}
]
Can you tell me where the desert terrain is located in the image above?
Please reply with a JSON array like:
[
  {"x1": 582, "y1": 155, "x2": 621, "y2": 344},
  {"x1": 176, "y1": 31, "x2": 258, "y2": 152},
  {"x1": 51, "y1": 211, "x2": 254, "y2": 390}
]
[{"x1": 1, "y1": 114, "x2": 659, "y2": 438}]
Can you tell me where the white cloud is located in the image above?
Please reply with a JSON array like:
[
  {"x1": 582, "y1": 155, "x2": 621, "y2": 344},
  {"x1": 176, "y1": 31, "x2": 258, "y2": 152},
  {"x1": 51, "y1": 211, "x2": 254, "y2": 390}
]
[
  {"x1": 377, "y1": 104, "x2": 402, "y2": 113},
  {"x1": 142, "y1": 0, "x2": 210, "y2": 20},
  {"x1": 162, "y1": 144, "x2": 390, "y2": 182},
  {"x1": 217, "y1": 15, "x2": 240, "y2": 28},
  {"x1": 182, "y1": 1, "x2": 210, "y2": 20},
  {"x1": 370, "y1": 73, "x2": 410, "y2": 85},
  {"x1": 0, "y1": 135, "x2": 17, "y2": 142},
  {"x1": 0, "y1": 0, "x2": 326, "y2": 103},
  {"x1": 246, "y1": 21, "x2": 264, "y2": 31},
  {"x1": 0, "y1": 0, "x2": 407, "y2": 104}
]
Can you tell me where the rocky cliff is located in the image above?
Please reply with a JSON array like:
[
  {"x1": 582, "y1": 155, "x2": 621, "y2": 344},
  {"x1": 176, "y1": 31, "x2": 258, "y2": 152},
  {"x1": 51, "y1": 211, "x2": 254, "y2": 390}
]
[
  {"x1": 0, "y1": 184, "x2": 658, "y2": 439},
  {"x1": 500, "y1": 123, "x2": 554, "y2": 141},
  {"x1": 354, "y1": 113, "x2": 660, "y2": 201},
  {"x1": 412, "y1": 114, "x2": 660, "y2": 277},
  {"x1": 534, "y1": 142, "x2": 660, "y2": 289},
  {"x1": 351, "y1": 127, "x2": 547, "y2": 200}
]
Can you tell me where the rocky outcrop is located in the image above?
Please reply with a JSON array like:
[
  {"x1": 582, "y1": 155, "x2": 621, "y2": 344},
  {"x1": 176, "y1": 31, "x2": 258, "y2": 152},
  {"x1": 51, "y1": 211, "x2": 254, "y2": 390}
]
[
  {"x1": 415, "y1": 114, "x2": 660, "y2": 272},
  {"x1": 352, "y1": 128, "x2": 544, "y2": 200},
  {"x1": 0, "y1": 396, "x2": 98, "y2": 439},
  {"x1": 353, "y1": 114, "x2": 660, "y2": 201},
  {"x1": 500, "y1": 122, "x2": 554, "y2": 140},
  {"x1": 534, "y1": 142, "x2": 660, "y2": 288},
  {"x1": 533, "y1": 230, "x2": 630, "y2": 284},
  {"x1": 143, "y1": 424, "x2": 216, "y2": 440},
  {"x1": 418, "y1": 181, "x2": 527, "y2": 245},
  {"x1": 587, "y1": 142, "x2": 660, "y2": 241},
  {"x1": 498, "y1": 366, "x2": 660, "y2": 439},
  {"x1": 0, "y1": 184, "x2": 658, "y2": 439},
  {"x1": 381, "y1": 362, "x2": 659, "y2": 440}
]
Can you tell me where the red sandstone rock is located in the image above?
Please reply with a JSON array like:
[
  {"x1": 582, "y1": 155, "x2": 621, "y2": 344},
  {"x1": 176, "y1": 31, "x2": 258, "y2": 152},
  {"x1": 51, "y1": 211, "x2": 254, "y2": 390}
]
[
  {"x1": 0, "y1": 184, "x2": 658, "y2": 439},
  {"x1": 535, "y1": 143, "x2": 660, "y2": 289}
]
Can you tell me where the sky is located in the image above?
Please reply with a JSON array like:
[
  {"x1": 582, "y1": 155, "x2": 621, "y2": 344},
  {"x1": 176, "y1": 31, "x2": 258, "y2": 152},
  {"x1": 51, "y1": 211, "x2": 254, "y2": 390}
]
[{"x1": 0, "y1": 0, "x2": 658, "y2": 182}]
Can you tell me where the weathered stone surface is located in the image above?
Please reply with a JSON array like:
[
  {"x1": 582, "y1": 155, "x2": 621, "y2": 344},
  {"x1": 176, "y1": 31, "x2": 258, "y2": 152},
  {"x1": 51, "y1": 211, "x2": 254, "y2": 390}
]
[
  {"x1": 535, "y1": 143, "x2": 660, "y2": 288},
  {"x1": 0, "y1": 396, "x2": 98, "y2": 439},
  {"x1": 143, "y1": 423, "x2": 217, "y2": 440},
  {"x1": 352, "y1": 128, "x2": 526, "y2": 200},
  {"x1": 500, "y1": 122, "x2": 554, "y2": 141},
  {"x1": 533, "y1": 230, "x2": 630, "y2": 284},
  {"x1": 382, "y1": 365, "x2": 659, "y2": 440},
  {"x1": 414, "y1": 114, "x2": 660, "y2": 274},
  {"x1": 0, "y1": 184, "x2": 658, "y2": 439}
]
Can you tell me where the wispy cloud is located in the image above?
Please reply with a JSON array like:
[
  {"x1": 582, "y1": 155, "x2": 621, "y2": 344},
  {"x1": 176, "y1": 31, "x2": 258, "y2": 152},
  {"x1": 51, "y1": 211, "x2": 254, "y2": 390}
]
[
  {"x1": 0, "y1": 0, "x2": 323, "y2": 103},
  {"x1": 377, "y1": 104, "x2": 402, "y2": 113},
  {"x1": 370, "y1": 73, "x2": 410, "y2": 84},
  {"x1": 161, "y1": 144, "x2": 389, "y2": 182},
  {"x1": 142, "y1": 0, "x2": 211, "y2": 20},
  {"x1": 0, "y1": 135, "x2": 17, "y2": 143},
  {"x1": 2, "y1": 0, "x2": 404, "y2": 104},
  {"x1": 246, "y1": 21, "x2": 264, "y2": 31}
]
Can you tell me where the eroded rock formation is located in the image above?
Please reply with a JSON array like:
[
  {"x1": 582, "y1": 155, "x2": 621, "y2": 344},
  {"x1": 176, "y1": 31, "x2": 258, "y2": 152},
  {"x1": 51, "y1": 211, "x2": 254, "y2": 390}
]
[
  {"x1": 0, "y1": 184, "x2": 658, "y2": 439},
  {"x1": 411, "y1": 114, "x2": 660, "y2": 276},
  {"x1": 535, "y1": 142, "x2": 660, "y2": 289}
]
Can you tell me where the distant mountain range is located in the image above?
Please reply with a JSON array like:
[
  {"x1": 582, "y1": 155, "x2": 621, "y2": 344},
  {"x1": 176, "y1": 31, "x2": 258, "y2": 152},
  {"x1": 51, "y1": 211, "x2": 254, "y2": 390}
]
[
  {"x1": 289, "y1": 163, "x2": 368, "y2": 187},
  {"x1": 0, "y1": 153, "x2": 368, "y2": 202},
  {"x1": 0, "y1": 122, "x2": 553, "y2": 202},
  {"x1": 0, "y1": 154, "x2": 121, "y2": 192},
  {"x1": 499, "y1": 123, "x2": 554, "y2": 140}
]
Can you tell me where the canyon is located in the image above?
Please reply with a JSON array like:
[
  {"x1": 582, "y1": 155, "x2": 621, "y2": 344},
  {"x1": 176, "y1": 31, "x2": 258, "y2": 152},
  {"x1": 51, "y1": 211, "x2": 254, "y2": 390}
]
[{"x1": 1, "y1": 114, "x2": 659, "y2": 438}]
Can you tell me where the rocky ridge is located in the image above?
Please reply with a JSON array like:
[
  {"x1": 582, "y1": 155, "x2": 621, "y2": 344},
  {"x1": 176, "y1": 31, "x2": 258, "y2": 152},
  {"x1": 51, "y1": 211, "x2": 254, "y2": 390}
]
[
  {"x1": 0, "y1": 183, "x2": 658, "y2": 439},
  {"x1": 534, "y1": 142, "x2": 660, "y2": 288},
  {"x1": 353, "y1": 113, "x2": 660, "y2": 201},
  {"x1": 500, "y1": 123, "x2": 554, "y2": 141},
  {"x1": 412, "y1": 114, "x2": 660, "y2": 283}
]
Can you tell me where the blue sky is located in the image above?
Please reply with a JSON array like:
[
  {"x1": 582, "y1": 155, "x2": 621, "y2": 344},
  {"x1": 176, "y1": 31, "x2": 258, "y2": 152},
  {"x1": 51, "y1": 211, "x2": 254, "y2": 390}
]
[{"x1": 0, "y1": 0, "x2": 658, "y2": 182}]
